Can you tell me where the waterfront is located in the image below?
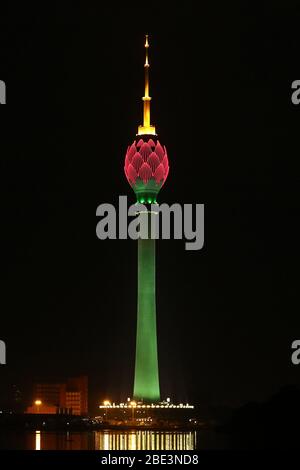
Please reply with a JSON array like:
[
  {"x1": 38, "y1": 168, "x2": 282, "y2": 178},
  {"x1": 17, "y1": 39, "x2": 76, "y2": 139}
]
[{"x1": 0, "y1": 430, "x2": 200, "y2": 450}]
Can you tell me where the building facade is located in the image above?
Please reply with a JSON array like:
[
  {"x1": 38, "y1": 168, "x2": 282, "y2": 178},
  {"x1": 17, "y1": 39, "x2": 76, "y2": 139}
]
[{"x1": 25, "y1": 376, "x2": 88, "y2": 415}]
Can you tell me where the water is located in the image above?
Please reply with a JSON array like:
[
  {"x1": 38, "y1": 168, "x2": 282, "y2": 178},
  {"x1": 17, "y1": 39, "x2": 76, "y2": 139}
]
[{"x1": 0, "y1": 430, "x2": 198, "y2": 450}]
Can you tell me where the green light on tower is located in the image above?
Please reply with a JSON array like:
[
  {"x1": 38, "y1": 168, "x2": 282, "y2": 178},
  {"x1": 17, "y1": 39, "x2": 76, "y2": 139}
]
[{"x1": 134, "y1": 214, "x2": 160, "y2": 401}]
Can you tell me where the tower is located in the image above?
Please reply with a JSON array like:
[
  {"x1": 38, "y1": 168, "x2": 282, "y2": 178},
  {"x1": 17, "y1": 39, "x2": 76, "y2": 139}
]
[{"x1": 124, "y1": 36, "x2": 169, "y2": 401}]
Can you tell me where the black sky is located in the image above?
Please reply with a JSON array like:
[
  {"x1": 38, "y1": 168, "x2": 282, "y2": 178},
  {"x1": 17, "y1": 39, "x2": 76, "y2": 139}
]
[{"x1": 1, "y1": 2, "x2": 300, "y2": 413}]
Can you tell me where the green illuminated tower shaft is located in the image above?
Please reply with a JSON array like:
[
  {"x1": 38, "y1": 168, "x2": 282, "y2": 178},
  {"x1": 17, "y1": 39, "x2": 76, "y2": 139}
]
[{"x1": 134, "y1": 212, "x2": 160, "y2": 401}]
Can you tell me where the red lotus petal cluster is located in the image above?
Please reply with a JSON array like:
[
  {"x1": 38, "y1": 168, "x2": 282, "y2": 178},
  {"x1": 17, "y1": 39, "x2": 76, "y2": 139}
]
[{"x1": 124, "y1": 138, "x2": 169, "y2": 186}]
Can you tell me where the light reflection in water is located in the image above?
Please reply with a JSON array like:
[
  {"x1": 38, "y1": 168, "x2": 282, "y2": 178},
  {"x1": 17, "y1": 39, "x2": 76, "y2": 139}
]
[
  {"x1": 35, "y1": 431, "x2": 41, "y2": 450},
  {"x1": 95, "y1": 431, "x2": 196, "y2": 450},
  {"x1": 103, "y1": 433, "x2": 109, "y2": 450},
  {"x1": 30, "y1": 430, "x2": 195, "y2": 450}
]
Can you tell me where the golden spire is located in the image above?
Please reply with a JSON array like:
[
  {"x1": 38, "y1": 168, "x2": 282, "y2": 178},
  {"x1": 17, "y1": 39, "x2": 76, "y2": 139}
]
[{"x1": 138, "y1": 35, "x2": 156, "y2": 136}]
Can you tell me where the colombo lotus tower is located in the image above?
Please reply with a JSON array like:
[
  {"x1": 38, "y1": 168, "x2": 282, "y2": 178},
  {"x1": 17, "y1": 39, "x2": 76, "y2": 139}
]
[{"x1": 124, "y1": 35, "x2": 169, "y2": 402}]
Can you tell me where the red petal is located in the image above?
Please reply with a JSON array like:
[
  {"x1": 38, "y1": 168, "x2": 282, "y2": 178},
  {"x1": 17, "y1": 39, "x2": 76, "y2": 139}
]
[
  {"x1": 162, "y1": 154, "x2": 169, "y2": 171},
  {"x1": 139, "y1": 142, "x2": 152, "y2": 161},
  {"x1": 155, "y1": 141, "x2": 164, "y2": 161},
  {"x1": 127, "y1": 164, "x2": 138, "y2": 184},
  {"x1": 148, "y1": 152, "x2": 160, "y2": 173},
  {"x1": 154, "y1": 163, "x2": 165, "y2": 183},
  {"x1": 126, "y1": 143, "x2": 137, "y2": 163},
  {"x1": 131, "y1": 152, "x2": 143, "y2": 172},
  {"x1": 148, "y1": 138, "x2": 156, "y2": 148},
  {"x1": 139, "y1": 162, "x2": 152, "y2": 184}
]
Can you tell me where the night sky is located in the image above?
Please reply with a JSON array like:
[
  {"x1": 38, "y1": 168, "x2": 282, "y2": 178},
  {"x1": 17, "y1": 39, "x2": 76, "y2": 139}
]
[{"x1": 1, "y1": 3, "x2": 299, "y2": 413}]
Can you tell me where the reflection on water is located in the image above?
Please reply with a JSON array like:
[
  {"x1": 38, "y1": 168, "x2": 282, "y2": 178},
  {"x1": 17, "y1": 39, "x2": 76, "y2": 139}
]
[
  {"x1": 95, "y1": 430, "x2": 196, "y2": 450},
  {"x1": 35, "y1": 431, "x2": 41, "y2": 450},
  {"x1": 30, "y1": 430, "x2": 196, "y2": 450},
  {"x1": 32, "y1": 430, "x2": 93, "y2": 450}
]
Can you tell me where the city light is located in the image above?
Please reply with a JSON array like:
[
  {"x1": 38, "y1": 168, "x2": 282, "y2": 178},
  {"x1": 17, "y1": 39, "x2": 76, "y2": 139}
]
[
  {"x1": 99, "y1": 401, "x2": 194, "y2": 409},
  {"x1": 35, "y1": 430, "x2": 41, "y2": 450},
  {"x1": 35, "y1": 400, "x2": 42, "y2": 406}
]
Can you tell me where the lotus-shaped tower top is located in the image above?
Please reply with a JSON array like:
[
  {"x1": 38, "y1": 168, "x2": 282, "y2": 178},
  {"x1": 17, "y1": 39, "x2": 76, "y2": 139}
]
[
  {"x1": 124, "y1": 35, "x2": 169, "y2": 203},
  {"x1": 125, "y1": 136, "x2": 169, "y2": 203}
]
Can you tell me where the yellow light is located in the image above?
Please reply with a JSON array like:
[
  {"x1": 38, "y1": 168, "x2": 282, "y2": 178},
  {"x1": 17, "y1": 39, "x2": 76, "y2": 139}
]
[
  {"x1": 137, "y1": 34, "x2": 156, "y2": 136},
  {"x1": 130, "y1": 401, "x2": 137, "y2": 407},
  {"x1": 35, "y1": 430, "x2": 41, "y2": 450},
  {"x1": 35, "y1": 400, "x2": 42, "y2": 406},
  {"x1": 137, "y1": 124, "x2": 156, "y2": 136},
  {"x1": 103, "y1": 400, "x2": 111, "y2": 407}
]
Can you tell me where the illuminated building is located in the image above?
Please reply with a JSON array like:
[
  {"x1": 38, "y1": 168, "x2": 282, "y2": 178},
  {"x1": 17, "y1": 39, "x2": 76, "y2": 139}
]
[
  {"x1": 97, "y1": 400, "x2": 195, "y2": 428},
  {"x1": 25, "y1": 402, "x2": 57, "y2": 415},
  {"x1": 65, "y1": 376, "x2": 88, "y2": 415},
  {"x1": 33, "y1": 382, "x2": 66, "y2": 409},
  {"x1": 65, "y1": 391, "x2": 82, "y2": 416},
  {"x1": 25, "y1": 376, "x2": 88, "y2": 415},
  {"x1": 124, "y1": 36, "x2": 169, "y2": 401}
]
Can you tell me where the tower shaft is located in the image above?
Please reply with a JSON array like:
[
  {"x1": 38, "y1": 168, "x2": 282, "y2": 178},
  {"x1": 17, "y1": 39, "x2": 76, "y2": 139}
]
[{"x1": 134, "y1": 212, "x2": 160, "y2": 401}]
